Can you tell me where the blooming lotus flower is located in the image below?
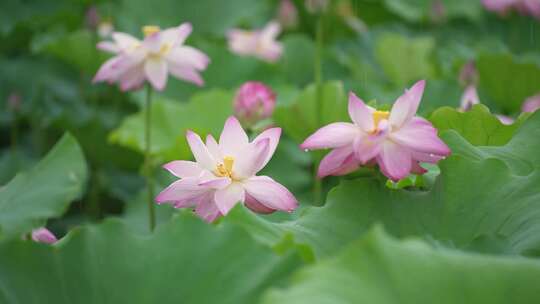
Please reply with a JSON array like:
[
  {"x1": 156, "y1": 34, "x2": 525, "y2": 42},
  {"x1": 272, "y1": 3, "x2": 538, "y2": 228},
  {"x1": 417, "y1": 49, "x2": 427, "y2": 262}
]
[
  {"x1": 156, "y1": 117, "x2": 297, "y2": 222},
  {"x1": 482, "y1": 0, "x2": 540, "y2": 19},
  {"x1": 300, "y1": 80, "x2": 451, "y2": 181},
  {"x1": 94, "y1": 23, "x2": 210, "y2": 91},
  {"x1": 460, "y1": 85, "x2": 480, "y2": 111},
  {"x1": 522, "y1": 93, "x2": 540, "y2": 113},
  {"x1": 227, "y1": 22, "x2": 283, "y2": 63},
  {"x1": 31, "y1": 228, "x2": 57, "y2": 244},
  {"x1": 234, "y1": 81, "x2": 276, "y2": 126}
]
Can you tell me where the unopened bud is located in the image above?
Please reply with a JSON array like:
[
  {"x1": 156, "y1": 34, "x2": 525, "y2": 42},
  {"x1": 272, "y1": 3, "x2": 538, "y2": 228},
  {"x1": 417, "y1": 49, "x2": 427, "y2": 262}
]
[
  {"x1": 234, "y1": 82, "x2": 276, "y2": 127},
  {"x1": 31, "y1": 228, "x2": 58, "y2": 244},
  {"x1": 277, "y1": 0, "x2": 298, "y2": 29}
]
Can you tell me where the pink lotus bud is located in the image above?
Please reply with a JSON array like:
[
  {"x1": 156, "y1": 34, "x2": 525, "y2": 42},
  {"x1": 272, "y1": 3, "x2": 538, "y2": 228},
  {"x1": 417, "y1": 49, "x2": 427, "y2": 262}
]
[
  {"x1": 305, "y1": 0, "x2": 329, "y2": 14},
  {"x1": 459, "y1": 61, "x2": 478, "y2": 86},
  {"x1": 460, "y1": 85, "x2": 480, "y2": 112},
  {"x1": 234, "y1": 82, "x2": 276, "y2": 126},
  {"x1": 85, "y1": 6, "x2": 100, "y2": 31},
  {"x1": 277, "y1": 0, "x2": 298, "y2": 29},
  {"x1": 522, "y1": 93, "x2": 540, "y2": 113},
  {"x1": 429, "y1": 0, "x2": 447, "y2": 24},
  {"x1": 31, "y1": 228, "x2": 57, "y2": 244},
  {"x1": 7, "y1": 93, "x2": 21, "y2": 112},
  {"x1": 482, "y1": 0, "x2": 540, "y2": 20}
]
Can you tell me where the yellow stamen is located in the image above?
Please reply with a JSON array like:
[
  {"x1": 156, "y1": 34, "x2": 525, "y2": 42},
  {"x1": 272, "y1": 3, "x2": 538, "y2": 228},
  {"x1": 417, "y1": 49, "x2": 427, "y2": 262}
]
[
  {"x1": 216, "y1": 156, "x2": 235, "y2": 178},
  {"x1": 142, "y1": 25, "x2": 161, "y2": 37},
  {"x1": 372, "y1": 110, "x2": 390, "y2": 128},
  {"x1": 223, "y1": 156, "x2": 234, "y2": 173}
]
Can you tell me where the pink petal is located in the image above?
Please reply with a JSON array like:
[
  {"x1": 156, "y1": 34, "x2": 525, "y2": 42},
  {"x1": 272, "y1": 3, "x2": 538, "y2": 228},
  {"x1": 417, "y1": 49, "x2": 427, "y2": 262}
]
[
  {"x1": 251, "y1": 127, "x2": 281, "y2": 172},
  {"x1": 168, "y1": 65, "x2": 205, "y2": 86},
  {"x1": 194, "y1": 192, "x2": 222, "y2": 222},
  {"x1": 206, "y1": 134, "x2": 223, "y2": 161},
  {"x1": 112, "y1": 32, "x2": 141, "y2": 50},
  {"x1": 317, "y1": 145, "x2": 359, "y2": 178},
  {"x1": 234, "y1": 138, "x2": 270, "y2": 178},
  {"x1": 119, "y1": 65, "x2": 146, "y2": 91},
  {"x1": 163, "y1": 160, "x2": 202, "y2": 178},
  {"x1": 411, "y1": 151, "x2": 445, "y2": 164},
  {"x1": 31, "y1": 228, "x2": 57, "y2": 244},
  {"x1": 161, "y1": 23, "x2": 193, "y2": 46},
  {"x1": 348, "y1": 92, "x2": 374, "y2": 132},
  {"x1": 243, "y1": 176, "x2": 297, "y2": 212},
  {"x1": 389, "y1": 80, "x2": 426, "y2": 128},
  {"x1": 97, "y1": 41, "x2": 119, "y2": 53},
  {"x1": 186, "y1": 130, "x2": 217, "y2": 170},
  {"x1": 93, "y1": 56, "x2": 123, "y2": 83},
  {"x1": 166, "y1": 46, "x2": 210, "y2": 70},
  {"x1": 522, "y1": 93, "x2": 540, "y2": 113},
  {"x1": 155, "y1": 177, "x2": 208, "y2": 205},
  {"x1": 198, "y1": 174, "x2": 231, "y2": 190},
  {"x1": 257, "y1": 41, "x2": 283, "y2": 63},
  {"x1": 460, "y1": 85, "x2": 480, "y2": 111},
  {"x1": 261, "y1": 21, "x2": 281, "y2": 40},
  {"x1": 300, "y1": 122, "x2": 358, "y2": 150},
  {"x1": 390, "y1": 117, "x2": 451, "y2": 156},
  {"x1": 214, "y1": 183, "x2": 245, "y2": 215},
  {"x1": 219, "y1": 116, "x2": 249, "y2": 156},
  {"x1": 142, "y1": 31, "x2": 162, "y2": 54},
  {"x1": 496, "y1": 115, "x2": 514, "y2": 125},
  {"x1": 353, "y1": 135, "x2": 382, "y2": 164},
  {"x1": 244, "y1": 193, "x2": 276, "y2": 214},
  {"x1": 411, "y1": 161, "x2": 427, "y2": 175},
  {"x1": 144, "y1": 58, "x2": 168, "y2": 91},
  {"x1": 377, "y1": 141, "x2": 412, "y2": 181}
]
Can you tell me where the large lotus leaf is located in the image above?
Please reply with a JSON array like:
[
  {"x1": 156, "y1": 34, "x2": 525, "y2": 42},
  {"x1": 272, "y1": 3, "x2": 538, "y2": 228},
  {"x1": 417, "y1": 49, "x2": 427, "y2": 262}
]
[
  {"x1": 0, "y1": 214, "x2": 301, "y2": 304},
  {"x1": 382, "y1": 0, "x2": 483, "y2": 23},
  {"x1": 31, "y1": 29, "x2": 108, "y2": 73},
  {"x1": 227, "y1": 111, "x2": 540, "y2": 259},
  {"x1": 273, "y1": 81, "x2": 349, "y2": 144},
  {"x1": 109, "y1": 90, "x2": 233, "y2": 162},
  {"x1": 478, "y1": 52, "x2": 540, "y2": 113},
  {"x1": 0, "y1": 134, "x2": 87, "y2": 239},
  {"x1": 375, "y1": 32, "x2": 436, "y2": 87},
  {"x1": 430, "y1": 104, "x2": 525, "y2": 146},
  {"x1": 262, "y1": 227, "x2": 540, "y2": 304}
]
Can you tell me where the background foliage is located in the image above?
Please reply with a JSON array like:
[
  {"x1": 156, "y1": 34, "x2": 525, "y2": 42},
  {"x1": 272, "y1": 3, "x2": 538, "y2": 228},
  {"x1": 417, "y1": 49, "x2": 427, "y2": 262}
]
[{"x1": 1, "y1": 0, "x2": 540, "y2": 303}]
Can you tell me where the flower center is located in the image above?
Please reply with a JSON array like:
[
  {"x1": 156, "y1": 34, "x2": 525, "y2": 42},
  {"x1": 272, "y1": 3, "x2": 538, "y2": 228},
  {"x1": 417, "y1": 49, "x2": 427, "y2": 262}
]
[
  {"x1": 216, "y1": 156, "x2": 235, "y2": 178},
  {"x1": 372, "y1": 110, "x2": 389, "y2": 128},
  {"x1": 142, "y1": 25, "x2": 161, "y2": 37}
]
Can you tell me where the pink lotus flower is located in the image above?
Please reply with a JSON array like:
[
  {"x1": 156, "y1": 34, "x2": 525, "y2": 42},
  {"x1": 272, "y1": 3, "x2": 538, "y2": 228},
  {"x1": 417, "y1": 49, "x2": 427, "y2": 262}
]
[
  {"x1": 234, "y1": 81, "x2": 276, "y2": 126},
  {"x1": 460, "y1": 85, "x2": 480, "y2": 111},
  {"x1": 156, "y1": 117, "x2": 297, "y2": 222},
  {"x1": 31, "y1": 228, "x2": 57, "y2": 244},
  {"x1": 277, "y1": 0, "x2": 299, "y2": 29},
  {"x1": 301, "y1": 80, "x2": 451, "y2": 181},
  {"x1": 227, "y1": 22, "x2": 283, "y2": 63},
  {"x1": 482, "y1": 0, "x2": 540, "y2": 19},
  {"x1": 522, "y1": 93, "x2": 540, "y2": 113},
  {"x1": 94, "y1": 23, "x2": 210, "y2": 91}
]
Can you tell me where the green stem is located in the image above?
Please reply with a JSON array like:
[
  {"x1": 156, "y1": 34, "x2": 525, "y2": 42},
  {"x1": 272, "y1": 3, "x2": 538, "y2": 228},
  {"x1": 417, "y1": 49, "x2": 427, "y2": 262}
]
[
  {"x1": 10, "y1": 114, "x2": 18, "y2": 154},
  {"x1": 313, "y1": 14, "x2": 324, "y2": 204},
  {"x1": 145, "y1": 85, "x2": 156, "y2": 232}
]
